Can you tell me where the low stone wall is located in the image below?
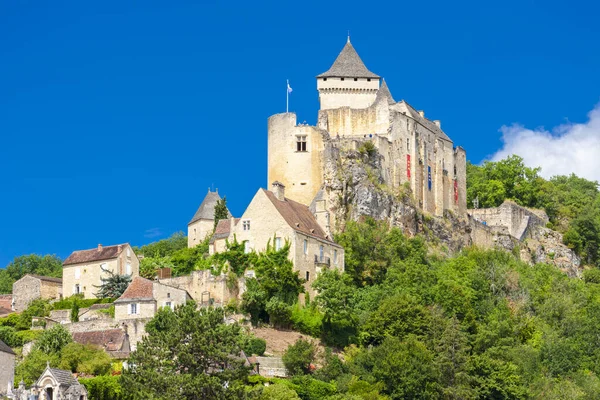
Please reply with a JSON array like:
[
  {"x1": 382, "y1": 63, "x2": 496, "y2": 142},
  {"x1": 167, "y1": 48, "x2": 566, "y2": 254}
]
[
  {"x1": 64, "y1": 317, "x2": 149, "y2": 351},
  {"x1": 469, "y1": 200, "x2": 549, "y2": 241},
  {"x1": 159, "y1": 270, "x2": 239, "y2": 306}
]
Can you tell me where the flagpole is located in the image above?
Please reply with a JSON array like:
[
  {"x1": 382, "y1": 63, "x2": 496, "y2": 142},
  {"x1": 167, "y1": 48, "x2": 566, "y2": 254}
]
[{"x1": 286, "y1": 79, "x2": 289, "y2": 113}]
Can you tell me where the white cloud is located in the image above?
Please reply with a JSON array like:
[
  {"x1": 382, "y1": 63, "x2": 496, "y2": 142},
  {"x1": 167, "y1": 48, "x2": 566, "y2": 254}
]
[{"x1": 489, "y1": 104, "x2": 600, "y2": 182}]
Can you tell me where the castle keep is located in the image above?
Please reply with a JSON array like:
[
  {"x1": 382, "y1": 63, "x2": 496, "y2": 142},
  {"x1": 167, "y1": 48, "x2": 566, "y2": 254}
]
[{"x1": 268, "y1": 39, "x2": 467, "y2": 217}]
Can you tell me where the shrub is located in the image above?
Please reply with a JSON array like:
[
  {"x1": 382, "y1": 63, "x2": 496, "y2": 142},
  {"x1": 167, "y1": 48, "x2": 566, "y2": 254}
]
[
  {"x1": 0, "y1": 326, "x2": 22, "y2": 347},
  {"x1": 59, "y1": 343, "x2": 112, "y2": 375},
  {"x1": 243, "y1": 336, "x2": 267, "y2": 356},
  {"x1": 291, "y1": 304, "x2": 323, "y2": 338},
  {"x1": 266, "y1": 298, "x2": 292, "y2": 328},
  {"x1": 283, "y1": 338, "x2": 317, "y2": 376},
  {"x1": 80, "y1": 375, "x2": 126, "y2": 400},
  {"x1": 15, "y1": 329, "x2": 43, "y2": 344},
  {"x1": 52, "y1": 295, "x2": 113, "y2": 311},
  {"x1": 35, "y1": 324, "x2": 72, "y2": 354}
]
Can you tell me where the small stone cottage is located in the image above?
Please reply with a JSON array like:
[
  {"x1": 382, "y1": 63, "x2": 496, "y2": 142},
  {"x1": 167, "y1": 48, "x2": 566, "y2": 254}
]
[{"x1": 12, "y1": 274, "x2": 63, "y2": 312}]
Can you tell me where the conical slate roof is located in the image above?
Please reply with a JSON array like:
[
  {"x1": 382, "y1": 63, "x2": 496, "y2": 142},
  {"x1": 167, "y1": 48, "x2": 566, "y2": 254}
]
[
  {"x1": 189, "y1": 190, "x2": 231, "y2": 225},
  {"x1": 317, "y1": 40, "x2": 380, "y2": 79},
  {"x1": 375, "y1": 79, "x2": 395, "y2": 104}
]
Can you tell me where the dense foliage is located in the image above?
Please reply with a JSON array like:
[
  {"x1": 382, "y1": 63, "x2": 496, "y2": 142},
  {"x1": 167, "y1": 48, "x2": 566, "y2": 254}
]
[
  {"x1": 122, "y1": 303, "x2": 251, "y2": 399},
  {"x1": 214, "y1": 197, "x2": 229, "y2": 230},
  {"x1": 467, "y1": 155, "x2": 600, "y2": 266},
  {"x1": 0, "y1": 254, "x2": 62, "y2": 293}
]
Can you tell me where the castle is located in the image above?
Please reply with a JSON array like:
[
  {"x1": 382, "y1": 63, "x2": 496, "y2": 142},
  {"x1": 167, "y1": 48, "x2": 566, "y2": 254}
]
[{"x1": 268, "y1": 38, "x2": 467, "y2": 218}]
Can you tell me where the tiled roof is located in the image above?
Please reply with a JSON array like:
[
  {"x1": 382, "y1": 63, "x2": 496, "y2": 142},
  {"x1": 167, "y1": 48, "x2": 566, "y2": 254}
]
[
  {"x1": 375, "y1": 79, "x2": 395, "y2": 105},
  {"x1": 72, "y1": 329, "x2": 126, "y2": 352},
  {"x1": 0, "y1": 338, "x2": 15, "y2": 355},
  {"x1": 116, "y1": 276, "x2": 154, "y2": 301},
  {"x1": 63, "y1": 244, "x2": 127, "y2": 266},
  {"x1": 0, "y1": 294, "x2": 12, "y2": 310},
  {"x1": 212, "y1": 218, "x2": 240, "y2": 241},
  {"x1": 0, "y1": 307, "x2": 12, "y2": 317},
  {"x1": 22, "y1": 274, "x2": 63, "y2": 284},
  {"x1": 189, "y1": 190, "x2": 231, "y2": 225},
  {"x1": 49, "y1": 368, "x2": 78, "y2": 386},
  {"x1": 263, "y1": 190, "x2": 337, "y2": 244},
  {"x1": 317, "y1": 41, "x2": 380, "y2": 79}
]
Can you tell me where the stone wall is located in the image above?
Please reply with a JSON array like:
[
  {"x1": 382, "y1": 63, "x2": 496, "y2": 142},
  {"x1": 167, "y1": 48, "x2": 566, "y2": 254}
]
[
  {"x1": 469, "y1": 200, "x2": 549, "y2": 241},
  {"x1": 64, "y1": 317, "x2": 149, "y2": 351},
  {"x1": 188, "y1": 219, "x2": 214, "y2": 248},
  {"x1": 12, "y1": 276, "x2": 61, "y2": 312},
  {"x1": 0, "y1": 350, "x2": 15, "y2": 396},
  {"x1": 159, "y1": 270, "x2": 233, "y2": 306}
]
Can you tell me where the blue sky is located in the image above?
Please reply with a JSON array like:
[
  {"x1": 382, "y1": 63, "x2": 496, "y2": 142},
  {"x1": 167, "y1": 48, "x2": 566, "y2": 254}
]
[{"x1": 1, "y1": 0, "x2": 599, "y2": 268}]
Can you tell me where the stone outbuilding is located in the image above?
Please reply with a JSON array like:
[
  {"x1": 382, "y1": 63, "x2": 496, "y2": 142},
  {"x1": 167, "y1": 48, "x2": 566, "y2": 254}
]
[
  {"x1": 62, "y1": 243, "x2": 139, "y2": 299},
  {"x1": 188, "y1": 189, "x2": 231, "y2": 248},
  {"x1": 12, "y1": 274, "x2": 62, "y2": 312},
  {"x1": 114, "y1": 276, "x2": 191, "y2": 321},
  {"x1": 0, "y1": 339, "x2": 15, "y2": 397},
  {"x1": 9, "y1": 362, "x2": 88, "y2": 400}
]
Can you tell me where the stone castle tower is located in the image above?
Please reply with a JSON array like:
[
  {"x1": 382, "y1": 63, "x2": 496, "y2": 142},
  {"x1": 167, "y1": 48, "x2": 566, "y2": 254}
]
[{"x1": 268, "y1": 39, "x2": 467, "y2": 218}]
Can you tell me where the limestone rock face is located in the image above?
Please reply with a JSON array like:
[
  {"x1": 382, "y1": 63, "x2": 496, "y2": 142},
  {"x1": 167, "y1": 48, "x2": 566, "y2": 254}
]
[{"x1": 319, "y1": 144, "x2": 582, "y2": 274}]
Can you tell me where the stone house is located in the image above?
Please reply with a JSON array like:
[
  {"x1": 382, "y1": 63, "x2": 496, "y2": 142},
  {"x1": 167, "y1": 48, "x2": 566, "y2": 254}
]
[
  {"x1": 0, "y1": 339, "x2": 15, "y2": 397},
  {"x1": 114, "y1": 276, "x2": 191, "y2": 321},
  {"x1": 62, "y1": 243, "x2": 139, "y2": 299},
  {"x1": 188, "y1": 189, "x2": 231, "y2": 248},
  {"x1": 158, "y1": 269, "x2": 234, "y2": 307},
  {"x1": 212, "y1": 182, "x2": 344, "y2": 298},
  {"x1": 12, "y1": 274, "x2": 63, "y2": 312}
]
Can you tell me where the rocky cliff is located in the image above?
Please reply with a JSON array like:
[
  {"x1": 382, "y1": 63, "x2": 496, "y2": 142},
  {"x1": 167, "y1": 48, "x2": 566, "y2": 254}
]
[{"x1": 315, "y1": 141, "x2": 581, "y2": 276}]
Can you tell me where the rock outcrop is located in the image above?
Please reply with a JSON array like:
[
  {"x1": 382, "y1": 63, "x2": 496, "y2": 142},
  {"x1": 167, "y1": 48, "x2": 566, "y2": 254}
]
[{"x1": 316, "y1": 142, "x2": 581, "y2": 274}]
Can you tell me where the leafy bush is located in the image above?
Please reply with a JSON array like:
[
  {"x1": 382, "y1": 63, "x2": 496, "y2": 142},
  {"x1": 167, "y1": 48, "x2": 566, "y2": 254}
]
[
  {"x1": 283, "y1": 338, "x2": 316, "y2": 376},
  {"x1": 290, "y1": 304, "x2": 323, "y2": 337},
  {"x1": 52, "y1": 295, "x2": 113, "y2": 311},
  {"x1": 59, "y1": 343, "x2": 112, "y2": 375},
  {"x1": 80, "y1": 375, "x2": 127, "y2": 400},
  {"x1": 17, "y1": 299, "x2": 52, "y2": 330},
  {"x1": 0, "y1": 326, "x2": 22, "y2": 347},
  {"x1": 243, "y1": 336, "x2": 266, "y2": 356},
  {"x1": 265, "y1": 298, "x2": 292, "y2": 328},
  {"x1": 15, "y1": 349, "x2": 60, "y2": 385},
  {"x1": 15, "y1": 329, "x2": 43, "y2": 344},
  {"x1": 35, "y1": 324, "x2": 72, "y2": 354}
]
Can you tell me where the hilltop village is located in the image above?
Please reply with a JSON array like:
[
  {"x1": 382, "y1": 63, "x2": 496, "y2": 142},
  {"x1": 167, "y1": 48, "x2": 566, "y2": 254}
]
[{"x1": 0, "y1": 39, "x2": 583, "y2": 399}]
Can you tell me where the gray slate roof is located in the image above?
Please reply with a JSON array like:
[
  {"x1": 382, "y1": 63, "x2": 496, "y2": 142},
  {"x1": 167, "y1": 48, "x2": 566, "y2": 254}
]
[
  {"x1": 317, "y1": 41, "x2": 380, "y2": 79},
  {"x1": 0, "y1": 338, "x2": 15, "y2": 355},
  {"x1": 375, "y1": 79, "x2": 395, "y2": 105},
  {"x1": 189, "y1": 190, "x2": 231, "y2": 225},
  {"x1": 49, "y1": 368, "x2": 78, "y2": 386}
]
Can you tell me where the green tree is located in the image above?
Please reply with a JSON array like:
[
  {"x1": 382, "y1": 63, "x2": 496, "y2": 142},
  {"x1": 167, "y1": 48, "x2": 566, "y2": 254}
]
[
  {"x1": 0, "y1": 254, "x2": 62, "y2": 293},
  {"x1": 15, "y1": 349, "x2": 60, "y2": 385},
  {"x1": 59, "y1": 343, "x2": 112, "y2": 375},
  {"x1": 135, "y1": 232, "x2": 188, "y2": 258},
  {"x1": 258, "y1": 383, "x2": 300, "y2": 400},
  {"x1": 214, "y1": 197, "x2": 229, "y2": 230},
  {"x1": 94, "y1": 266, "x2": 131, "y2": 298},
  {"x1": 35, "y1": 324, "x2": 72, "y2": 354},
  {"x1": 70, "y1": 299, "x2": 80, "y2": 323},
  {"x1": 79, "y1": 375, "x2": 127, "y2": 400},
  {"x1": 283, "y1": 338, "x2": 317, "y2": 376},
  {"x1": 122, "y1": 303, "x2": 250, "y2": 399}
]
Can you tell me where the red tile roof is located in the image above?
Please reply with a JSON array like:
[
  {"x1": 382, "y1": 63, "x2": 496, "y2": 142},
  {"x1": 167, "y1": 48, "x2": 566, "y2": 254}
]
[
  {"x1": 263, "y1": 190, "x2": 337, "y2": 244},
  {"x1": 64, "y1": 244, "x2": 127, "y2": 266},
  {"x1": 117, "y1": 277, "x2": 153, "y2": 300},
  {"x1": 0, "y1": 295, "x2": 12, "y2": 310},
  {"x1": 72, "y1": 329, "x2": 126, "y2": 352}
]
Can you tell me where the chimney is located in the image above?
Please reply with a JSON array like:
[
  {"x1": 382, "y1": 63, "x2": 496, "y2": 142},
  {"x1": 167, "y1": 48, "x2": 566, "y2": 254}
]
[
  {"x1": 271, "y1": 181, "x2": 286, "y2": 201},
  {"x1": 434, "y1": 120, "x2": 441, "y2": 128},
  {"x1": 418, "y1": 110, "x2": 425, "y2": 118},
  {"x1": 97, "y1": 244, "x2": 103, "y2": 252}
]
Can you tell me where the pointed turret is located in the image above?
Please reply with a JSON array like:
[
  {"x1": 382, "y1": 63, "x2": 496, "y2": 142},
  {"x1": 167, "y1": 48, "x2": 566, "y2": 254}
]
[
  {"x1": 316, "y1": 39, "x2": 381, "y2": 110},
  {"x1": 375, "y1": 79, "x2": 395, "y2": 105},
  {"x1": 187, "y1": 189, "x2": 231, "y2": 248},
  {"x1": 317, "y1": 41, "x2": 380, "y2": 79}
]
